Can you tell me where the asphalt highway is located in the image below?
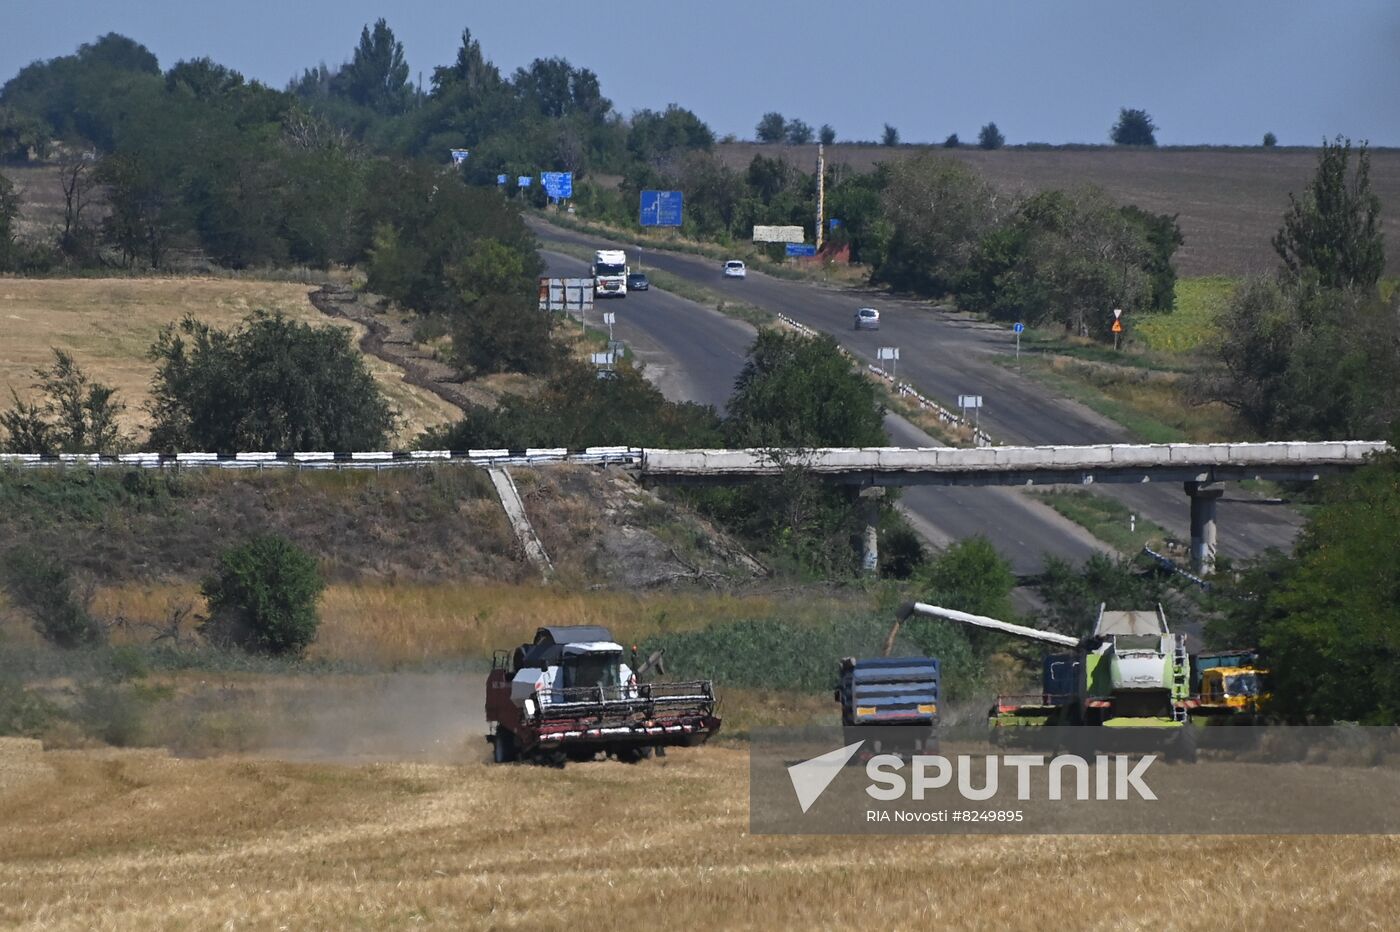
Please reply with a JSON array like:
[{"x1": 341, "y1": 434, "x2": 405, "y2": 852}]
[
  {"x1": 543, "y1": 247, "x2": 1107, "y2": 575},
  {"x1": 534, "y1": 219, "x2": 1305, "y2": 563}
]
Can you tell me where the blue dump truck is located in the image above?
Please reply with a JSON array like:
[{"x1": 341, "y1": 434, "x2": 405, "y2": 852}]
[{"x1": 835, "y1": 656, "x2": 940, "y2": 756}]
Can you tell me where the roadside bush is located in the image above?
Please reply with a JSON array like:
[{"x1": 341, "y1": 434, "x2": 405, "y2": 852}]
[
  {"x1": 0, "y1": 548, "x2": 106, "y2": 649},
  {"x1": 200, "y1": 535, "x2": 325, "y2": 656},
  {"x1": 147, "y1": 311, "x2": 396, "y2": 453}
]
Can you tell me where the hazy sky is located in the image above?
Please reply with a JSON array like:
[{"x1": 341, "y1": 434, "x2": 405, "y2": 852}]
[{"x1": 4, "y1": 0, "x2": 1398, "y2": 146}]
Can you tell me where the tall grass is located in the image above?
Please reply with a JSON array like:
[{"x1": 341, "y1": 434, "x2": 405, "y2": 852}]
[{"x1": 83, "y1": 582, "x2": 860, "y2": 666}]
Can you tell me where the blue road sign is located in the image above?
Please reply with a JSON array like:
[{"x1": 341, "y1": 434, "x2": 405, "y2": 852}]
[
  {"x1": 829, "y1": 218, "x2": 843, "y2": 230},
  {"x1": 639, "y1": 190, "x2": 684, "y2": 227},
  {"x1": 540, "y1": 172, "x2": 573, "y2": 199},
  {"x1": 785, "y1": 243, "x2": 817, "y2": 257},
  {"x1": 518, "y1": 176, "x2": 533, "y2": 188},
  {"x1": 1013, "y1": 322, "x2": 1025, "y2": 334},
  {"x1": 497, "y1": 174, "x2": 507, "y2": 185},
  {"x1": 450, "y1": 148, "x2": 469, "y2": 165}
]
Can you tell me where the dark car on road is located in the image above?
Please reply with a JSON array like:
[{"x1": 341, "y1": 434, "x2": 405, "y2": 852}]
[{"x1": 627, "y1": 272, "x2": 650, "y2": 292}]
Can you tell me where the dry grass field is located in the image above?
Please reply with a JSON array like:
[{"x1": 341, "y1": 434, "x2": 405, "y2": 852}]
[
  {"x1": 717, "y1": 143, "x2": 1400, "y2": 278},
  {"x1": 2, "y1": 735, "x2": 1398, "y2": 930},
  {"x1": 80, "y1": 582, "x2": 843, "y2": 666},
  {"x1": 0, "y1": 277, "x2": 461, "y2": 445}
]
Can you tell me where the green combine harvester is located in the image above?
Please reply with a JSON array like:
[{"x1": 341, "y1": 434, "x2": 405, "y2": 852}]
[{"x1": 897, "y1": 601, "x2": 1196, "y2": 760}]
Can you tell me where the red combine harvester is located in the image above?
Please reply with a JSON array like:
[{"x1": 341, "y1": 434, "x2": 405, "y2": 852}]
[{"x1": 485, "y1": 625, "x2": 721, "y2": 765}]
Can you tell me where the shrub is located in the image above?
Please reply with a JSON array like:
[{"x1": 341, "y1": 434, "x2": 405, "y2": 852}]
[
  {"x1": 200, "y1": 535, "x2": 325, "y2": 656},
  {"x1": 147, "y1": 311, "x2": 396, "y2": 453},
  {"x1": 0, "y1": 548, "x2": 105, "y2": 648}
]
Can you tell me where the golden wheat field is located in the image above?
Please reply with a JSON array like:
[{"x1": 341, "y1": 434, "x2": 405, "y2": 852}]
[
  {"x1": 1, "y1": 735, "x2": 1397, "y2": 931},
  {"x1": 0, "y1": 277, "x2": 460, "y2": 444}
]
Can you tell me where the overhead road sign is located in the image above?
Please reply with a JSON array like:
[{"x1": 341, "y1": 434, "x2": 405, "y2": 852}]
[
  {"x1": 754, "y1": 225, "x2": 805, "y2": 244},
  {"x1": 785, "y1": 243, "x2": 817, "y2": 257},
  {"x1": 541, "y1": 171, "x2": 573, "y2": 199},
  {"x1": 640, "y1": 190, "x2": 684, "y2": 227}
]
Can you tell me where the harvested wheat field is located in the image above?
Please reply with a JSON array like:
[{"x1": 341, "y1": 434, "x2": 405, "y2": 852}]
[
  {"x1": 0, "y1": 736, "x2": 1397, "y2": 930},
  {"x1": 0, "y1": 278, "x2": 460, "y2": 444}
]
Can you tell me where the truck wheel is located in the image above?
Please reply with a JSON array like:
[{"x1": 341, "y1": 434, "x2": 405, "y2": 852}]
[
  {"x1": 616, "y1": 747, "x2": 647, "y2": 764},
  {"x1": 492, "y1": 730, "x2": 517, "y2": 764}
]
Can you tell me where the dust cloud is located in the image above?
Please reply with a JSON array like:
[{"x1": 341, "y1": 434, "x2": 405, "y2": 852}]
[{"x1": 172, "y1": 673, "x2": 489, "y2": 764}]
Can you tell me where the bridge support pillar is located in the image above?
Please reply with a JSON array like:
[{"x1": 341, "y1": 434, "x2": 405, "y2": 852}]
[
  {"x1": 1185, "y1": 482, "x2": 1224, "y2": 576},
  {"x1": 859, "y1": 487, "x2": 885, "y2": 575}
]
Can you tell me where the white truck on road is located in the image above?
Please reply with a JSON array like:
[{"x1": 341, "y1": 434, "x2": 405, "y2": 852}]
[{"x1": 592, "y1": 249, "x2": 629, "y2": 298}]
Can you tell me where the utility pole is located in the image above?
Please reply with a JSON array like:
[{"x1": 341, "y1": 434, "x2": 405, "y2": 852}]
[{"x1": 815, "y1": 143, "x2": 825, "y2": 252}]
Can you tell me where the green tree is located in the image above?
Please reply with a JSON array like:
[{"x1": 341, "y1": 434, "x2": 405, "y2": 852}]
[
  {"x1": 1213, "y1": 446, "x2": 1400, "y2": 722},
  {"x1": 725, "y1": 330, "x2": 885, "y2": 447},
  {"x1": 627, "y1": 105, "x2": 714, "y2": 165},
  {"x1": 1038, "y1": 553, "x2": 1183, "y2": 639},
  {"x1": 1111, "y1": 108, "x2": 1157, "y2": 146},
  {"x1": 0, "y1": 349, "x2": 127, "y2": 454},
  {"x1": 819, "y1": 124, "x2": 836, "y2": 146},
  {"x1": 977, "y1": 122, "x2": 1005, "y2": 150},
  {"x1": 960, "y1": 187, "x2": 1161, "y2": 337},
  {"x1": 1, "y1": 548, "x2": 105, "y2": 649},
  {"x1": 874, "y1": 154, "x2": 999, "y2": 296},
  {"x1": 785, "y1": 119, "x2": 814, "y2": 145},
  {"x1": 450, "y1": 294, "x2": 560, "y2": 377},
  {"x1": 882, "y1": 123, "x2": 900, "y2": 146},
  {"x1": 332, "y1": 19, "x2": 412, "y2": 115},
  {"x1": 147, "y1": 312, "x2": 396, "y2": 452},
  {"x1": 201, "y1": 535, "x2": 325, "y2": 656},
  {"x1": 1206, "y1": 278, "x2": 1400, "y2": 439},
  {"x1": 1263, "y1": 132, "x2": 1277, "y2": 148},
  {"x1": 755, "y1": 112, "x2": 787, "y2": 143},
  {"x1": 1272, "y1": 137, "x2": 1384, "y2": 292},
  {"x1": 0, "y1": 169, "x2": 17, "y2": 270},
  {"x1": 915, "y1": 537, "x2": 1016, "y2": 620},
  {"x1": 942, "y1": 133, "x2": 959, "y2": 148},
  {"x1": 423, "y1": 359, "x2": 721, "y2": 450}
]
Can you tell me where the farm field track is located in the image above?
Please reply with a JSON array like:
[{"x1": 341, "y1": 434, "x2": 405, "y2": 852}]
[
  {"x1": 0, "y1": 277, "x2": 461, "y2": 444},
  {"x1": 716, "y1": 143, "x2": 1400, "y2": 278},
  {"x1": 2, "y1": 735, "x2": 1398, "y2": 930}
]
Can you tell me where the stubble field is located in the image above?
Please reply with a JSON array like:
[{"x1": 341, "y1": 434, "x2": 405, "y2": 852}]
[
  {"x1": 0, "y1": 278, "x2": 461, "y2": 445},
  {"x1": 2, "y1": 735, "x2": 1398, "y2": 930}
]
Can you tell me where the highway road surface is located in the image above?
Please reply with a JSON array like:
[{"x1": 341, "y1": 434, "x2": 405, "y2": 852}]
[
  {"x1": 543, "y1": 247, "x2": 1108, "y2": 575},
  {"x1": 533, "y1": 219, "x2": 1305, "y2": 564}
]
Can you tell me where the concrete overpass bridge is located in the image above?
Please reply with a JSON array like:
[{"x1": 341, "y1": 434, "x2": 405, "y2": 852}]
[
  {"x1": 4, "y1": 440, "x2": 1387, "y2": 575},
  {"x1": 638, "y1": 441, "x2": 1389, "y2": 574}
]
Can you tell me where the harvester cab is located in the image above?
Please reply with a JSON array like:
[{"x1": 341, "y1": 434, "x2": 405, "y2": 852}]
[{"x1": 487, "y1": 625, "x2": 720, "y2": 765}]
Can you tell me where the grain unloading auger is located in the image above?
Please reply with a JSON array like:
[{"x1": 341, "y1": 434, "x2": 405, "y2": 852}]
[
  {"x1": 896, "y1": 602, "x2": 1193, "y2": 751},
  {"x1": 486, "y1": 626, "x2": 720, "y2": 766}
]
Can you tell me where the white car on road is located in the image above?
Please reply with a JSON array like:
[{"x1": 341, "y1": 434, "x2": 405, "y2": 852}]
[
  {"x1": 723, "y1": 260, "x2": 747, "y2": 279},
  {"x1": 854, "y1": 307, "x2": 881, "y2": 330}
]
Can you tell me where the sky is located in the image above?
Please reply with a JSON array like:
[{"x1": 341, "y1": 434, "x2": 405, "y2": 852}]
[{"x1": 3, "y1": 0, "x2": 1398, "y2": 146}]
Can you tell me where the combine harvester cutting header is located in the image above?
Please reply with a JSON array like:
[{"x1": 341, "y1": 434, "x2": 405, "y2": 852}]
[{"x1": 486, "y1": 626, "x2": 720, "y2": 766}]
